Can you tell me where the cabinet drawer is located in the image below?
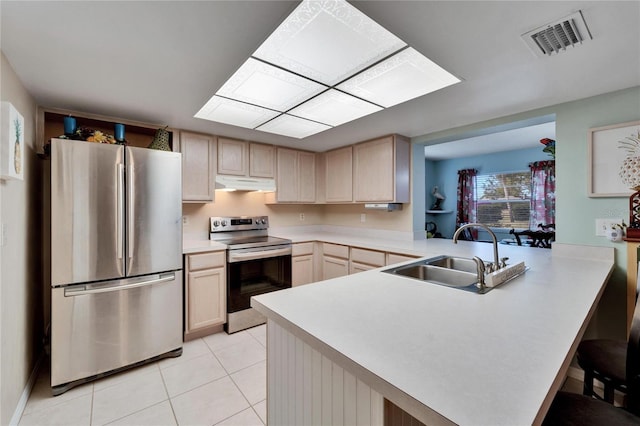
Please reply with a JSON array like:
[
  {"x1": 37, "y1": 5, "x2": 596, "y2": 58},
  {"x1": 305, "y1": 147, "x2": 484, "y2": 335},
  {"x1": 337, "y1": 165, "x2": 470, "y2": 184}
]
[
  {"x1": 386, "y1": 253, "x2": 420, "y2": 266},
  {"x1": 322, "y1": 243, "x2": 349, "y2": 259},
  {"x1": 351, "y1": 248, "x2": 385, "y2": 267},
  {"x1": 292, "y1": 242, "x2": 314, "y2": 256},
  {"x1": 187, "y1": 251, "x2": 225, "y2": 271}
]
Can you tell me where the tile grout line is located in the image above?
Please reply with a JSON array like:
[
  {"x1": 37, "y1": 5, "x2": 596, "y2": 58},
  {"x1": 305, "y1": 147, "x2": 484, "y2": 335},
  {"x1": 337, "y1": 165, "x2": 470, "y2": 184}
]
[{"x1": 157, "y1": 362, "x2": 180, "y2": 426}]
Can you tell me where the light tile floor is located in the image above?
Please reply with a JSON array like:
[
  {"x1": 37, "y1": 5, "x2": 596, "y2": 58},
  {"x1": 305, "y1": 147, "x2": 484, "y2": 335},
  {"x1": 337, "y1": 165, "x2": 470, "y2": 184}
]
[{"x1": 20, "y1": 325, "x2": 267, "y2": 426}]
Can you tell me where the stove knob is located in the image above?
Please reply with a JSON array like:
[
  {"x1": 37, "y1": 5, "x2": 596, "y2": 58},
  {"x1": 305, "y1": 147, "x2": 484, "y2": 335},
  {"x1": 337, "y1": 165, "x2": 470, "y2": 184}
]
[
  {"x1": 260, "y1": 219, "x2": 266, "y2": 224},
  {"x1": 221, "y1": 220, "x2": 228, "y2": 227},
  {"x1": 212, "y1": 220, "x2": 220, "y2": 227}
]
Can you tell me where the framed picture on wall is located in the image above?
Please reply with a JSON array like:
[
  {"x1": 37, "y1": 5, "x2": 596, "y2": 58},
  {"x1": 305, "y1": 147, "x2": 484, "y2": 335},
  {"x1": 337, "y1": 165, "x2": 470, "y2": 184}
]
[
  {"x1": 588, "y1": 119, "x2": 640, "y2": 197},
  {"x1": 1, "y1": 102, "x2": 25, "y2": 180}
]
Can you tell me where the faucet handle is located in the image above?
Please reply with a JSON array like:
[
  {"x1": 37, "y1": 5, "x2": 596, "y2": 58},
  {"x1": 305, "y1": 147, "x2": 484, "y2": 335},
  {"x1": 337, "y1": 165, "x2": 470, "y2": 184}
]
[{"x1": 500, "y1": 257, "x2": 509, "y2": 268}]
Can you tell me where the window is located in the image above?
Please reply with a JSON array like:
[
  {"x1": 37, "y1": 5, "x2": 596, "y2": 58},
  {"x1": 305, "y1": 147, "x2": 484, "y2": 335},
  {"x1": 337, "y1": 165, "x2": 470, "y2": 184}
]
[{"x1": 475, "y1": 171, "x2": 531, "y2": 229}]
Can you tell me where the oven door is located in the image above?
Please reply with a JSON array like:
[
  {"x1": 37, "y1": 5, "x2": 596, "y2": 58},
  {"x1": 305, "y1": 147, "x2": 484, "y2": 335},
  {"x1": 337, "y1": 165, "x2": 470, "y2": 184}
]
[{"x1": 227, "y1": 245, "x2": 292, "y2": 314}]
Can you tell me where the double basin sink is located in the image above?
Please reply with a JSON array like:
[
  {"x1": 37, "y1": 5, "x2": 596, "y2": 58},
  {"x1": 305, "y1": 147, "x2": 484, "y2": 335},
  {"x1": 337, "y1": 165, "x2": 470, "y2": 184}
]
[{"x1": 383, "y1": 255, "x2": 526, "y2": 294}]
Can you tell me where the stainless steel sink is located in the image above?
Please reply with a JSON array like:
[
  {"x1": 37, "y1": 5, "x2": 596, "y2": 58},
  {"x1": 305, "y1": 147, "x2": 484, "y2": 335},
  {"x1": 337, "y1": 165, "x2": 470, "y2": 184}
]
[
  {"x1": 383, "y1": 255, "x2": 484, "y2": 293},
  {"x1": 422, "y1": 255, "x2": 478, "y2": 273},
  {"x1": 383, "y1": 255, "x2": 527, "y2": 294},
  {"x1": 390, "y1": 264, "x2": 478, "y2": 287}
]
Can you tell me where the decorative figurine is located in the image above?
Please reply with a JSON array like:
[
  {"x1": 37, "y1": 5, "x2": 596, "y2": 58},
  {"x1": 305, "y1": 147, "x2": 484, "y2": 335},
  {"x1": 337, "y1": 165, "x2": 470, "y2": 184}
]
[
  {"x1": 627, "y1": 190, "x2": 640, "y2": 239},
  {"x1": 431, "y1": 186, "x2": 445, "y2": 210}
]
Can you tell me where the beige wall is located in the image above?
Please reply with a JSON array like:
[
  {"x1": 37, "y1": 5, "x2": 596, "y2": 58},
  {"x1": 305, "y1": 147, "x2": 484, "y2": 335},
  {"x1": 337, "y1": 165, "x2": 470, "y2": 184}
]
[
  {"x1": 183, "y1": 192, "x2": 413, "y2": 238},
  {"x1": 182, "y1": 191, "x2": 325, "y2": 237},
  {"x1": 0, "y1": 51, "x2": 41, "y2": 425}
]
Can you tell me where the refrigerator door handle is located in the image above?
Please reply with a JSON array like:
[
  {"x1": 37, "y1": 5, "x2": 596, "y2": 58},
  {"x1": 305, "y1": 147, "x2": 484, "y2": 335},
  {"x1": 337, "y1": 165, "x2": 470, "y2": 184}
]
[
  {"x1": 63, "y1": 272, "x2": 176, "y2": 296},
  {"x1": 127, "y1": 164, "x2": 135, "y2": 265},
  {"x1": 117, "y1": 164, "x2": 125, "y2": 261}
]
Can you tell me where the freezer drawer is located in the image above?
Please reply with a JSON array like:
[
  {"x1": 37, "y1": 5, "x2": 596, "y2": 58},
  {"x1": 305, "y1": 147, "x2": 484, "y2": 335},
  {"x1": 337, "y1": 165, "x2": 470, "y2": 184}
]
[{"x1": 51, "y1": 272, "x2": 183, "y2": 392}]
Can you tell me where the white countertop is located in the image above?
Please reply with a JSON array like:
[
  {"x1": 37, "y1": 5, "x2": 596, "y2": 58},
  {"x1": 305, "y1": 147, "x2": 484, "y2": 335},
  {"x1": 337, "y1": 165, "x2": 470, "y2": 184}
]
[
  {"x1": 182, "y1": 238, "x2": 226, "y2": 254},
  {"x1": 252, "y1": 238, "x2": 614, "y2": 425}
]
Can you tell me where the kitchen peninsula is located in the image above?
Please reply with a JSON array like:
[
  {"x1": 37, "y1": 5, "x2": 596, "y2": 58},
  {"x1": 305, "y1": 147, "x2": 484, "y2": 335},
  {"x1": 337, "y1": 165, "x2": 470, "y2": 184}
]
[{"x1": 252, "y1": 239, "x2": 614, "y2": 425}]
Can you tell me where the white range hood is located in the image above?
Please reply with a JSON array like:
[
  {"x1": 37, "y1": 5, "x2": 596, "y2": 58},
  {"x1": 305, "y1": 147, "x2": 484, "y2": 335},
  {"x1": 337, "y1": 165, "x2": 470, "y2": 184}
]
[
  {"x1": 364, "y1": 203, "x2": 403, "y2": 211},
  {"x1": 215, "y1": 175, "x2": 276, "y2": 192}
]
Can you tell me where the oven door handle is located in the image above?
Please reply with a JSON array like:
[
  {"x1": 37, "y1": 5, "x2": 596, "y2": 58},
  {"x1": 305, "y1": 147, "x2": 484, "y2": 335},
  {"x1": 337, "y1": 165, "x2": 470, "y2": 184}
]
[{"x1": 228, "y1": 246, "x2": 292, "y2": 263}]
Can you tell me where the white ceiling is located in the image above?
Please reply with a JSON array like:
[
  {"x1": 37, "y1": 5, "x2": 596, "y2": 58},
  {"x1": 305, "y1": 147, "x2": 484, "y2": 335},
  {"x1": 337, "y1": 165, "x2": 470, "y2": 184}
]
[
  {"x1": 1, "y1": 1, "x2": 638, "y2": 153},
  {"x1": 424, "y1": 121, "x2": 557, "y2": 160}
]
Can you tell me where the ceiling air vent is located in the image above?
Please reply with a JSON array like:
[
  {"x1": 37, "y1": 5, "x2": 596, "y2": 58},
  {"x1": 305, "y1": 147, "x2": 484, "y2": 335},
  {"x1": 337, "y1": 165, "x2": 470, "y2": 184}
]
[{"x1": 522, "y1": 10, "x2": 592, "y2": 57}]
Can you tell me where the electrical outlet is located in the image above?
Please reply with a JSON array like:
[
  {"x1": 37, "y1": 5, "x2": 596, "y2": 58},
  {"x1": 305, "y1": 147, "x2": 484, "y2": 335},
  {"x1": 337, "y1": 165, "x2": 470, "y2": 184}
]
[
  {"x1": 595, "y1": 218, "x2": 622, "y2": 236},
  {"x1": 361, "y1": 213, "x2": 366, "y2": 223},
  {"x1": 299, "y1": 213, "x2": 305, "y2": 221},
  {"x1": 182, "y1": 216, "x2": 189, "y2": 225}
]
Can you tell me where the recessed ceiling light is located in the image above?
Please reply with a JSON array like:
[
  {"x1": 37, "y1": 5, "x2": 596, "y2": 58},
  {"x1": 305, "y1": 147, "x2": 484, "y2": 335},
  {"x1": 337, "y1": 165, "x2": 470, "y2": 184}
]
[
  {"x1": 289, "y1": 89, "x2": 382, "y2": 127},
  {"x1": 194, "y1": 95, "x2": 280, "y2": 128},
  {"x1": 256, "y1": 114, "x2": 332, "y2": 139},
  {"x1": 216, "y1": 58, "x2": 327, "y2": 112},
  {"x1": 337, "y1": 47, "x2": 461, "y2": 108},
  {"x1": 195, "y1": 0, "x2": 460, "y2": 139}
]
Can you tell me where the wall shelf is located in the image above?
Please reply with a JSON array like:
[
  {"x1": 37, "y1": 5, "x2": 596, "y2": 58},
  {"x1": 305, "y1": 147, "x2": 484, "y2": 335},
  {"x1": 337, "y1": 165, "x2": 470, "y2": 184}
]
[{"x1": 426, "y1": 210, "x2": 453, "y2": 214}]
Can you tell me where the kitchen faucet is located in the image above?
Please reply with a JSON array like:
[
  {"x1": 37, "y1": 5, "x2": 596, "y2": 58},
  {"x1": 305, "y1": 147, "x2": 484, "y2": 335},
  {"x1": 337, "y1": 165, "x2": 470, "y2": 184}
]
[{"x1": 453, "y1": 223, "x2": 506, "y2": 273}]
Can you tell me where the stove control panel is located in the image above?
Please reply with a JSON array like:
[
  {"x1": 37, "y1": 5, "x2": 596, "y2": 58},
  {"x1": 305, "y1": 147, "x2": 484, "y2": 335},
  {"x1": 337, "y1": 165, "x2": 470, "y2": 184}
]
[{"x1": 210, "y1": 216, "x2": 269, "y2": 232}]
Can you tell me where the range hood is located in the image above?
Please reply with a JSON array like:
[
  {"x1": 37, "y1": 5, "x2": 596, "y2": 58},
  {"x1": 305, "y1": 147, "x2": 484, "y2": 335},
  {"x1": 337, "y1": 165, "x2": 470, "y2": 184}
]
[
  {"x1": 215, "y1": 175, "x2": 276, "y2": 192},
  {"x1": 364, "y1": 203, "x2": 403, "y2": 211}
]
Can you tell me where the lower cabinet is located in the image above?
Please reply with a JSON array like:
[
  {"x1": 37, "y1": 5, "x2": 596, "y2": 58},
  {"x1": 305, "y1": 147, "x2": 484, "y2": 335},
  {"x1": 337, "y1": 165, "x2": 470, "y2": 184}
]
[
  {"x1": 350, "y1": 247, "x2": 386, "y2": 274},
  {"x1": 184, "y1": 251, "x2": 226, "y2": 340},
  {"x1": 386, "y1": 252, "x2": 420, "y2": 266},
  {"x1": 292, "y1": 242, "x2": 315, "y2": 286},
  {"x1": 292, "y1": 241, "x2": 422, "y2": 284},
  {"x1": 322, "y1": 243, "x2": 350, "y2": 280}
]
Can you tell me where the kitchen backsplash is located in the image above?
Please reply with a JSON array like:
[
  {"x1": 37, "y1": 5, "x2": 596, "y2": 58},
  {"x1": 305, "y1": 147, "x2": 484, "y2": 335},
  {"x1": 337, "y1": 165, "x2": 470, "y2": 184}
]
[{"x1": 182, "y1": 191, "x2": 413, "y2": 239}]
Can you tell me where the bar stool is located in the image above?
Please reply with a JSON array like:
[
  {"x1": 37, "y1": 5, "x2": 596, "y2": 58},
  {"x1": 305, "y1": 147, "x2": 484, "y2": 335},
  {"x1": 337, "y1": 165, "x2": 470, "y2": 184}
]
[
  {"x1": 577, "y1": 339, "x2": 626, "y2": 403},
  {"x1": 543, "y1": 294, "x2": 640, "y2": 424}
]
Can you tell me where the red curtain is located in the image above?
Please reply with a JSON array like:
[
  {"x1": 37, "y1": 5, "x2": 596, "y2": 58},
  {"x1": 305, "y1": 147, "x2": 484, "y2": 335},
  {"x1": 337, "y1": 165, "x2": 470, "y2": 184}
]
[
  {"x1": 529, "y1": 160, "x2": 556, "y2": 229},
  {"x1": 456, "y1": 169, "x2": 477, "y2": 239}
]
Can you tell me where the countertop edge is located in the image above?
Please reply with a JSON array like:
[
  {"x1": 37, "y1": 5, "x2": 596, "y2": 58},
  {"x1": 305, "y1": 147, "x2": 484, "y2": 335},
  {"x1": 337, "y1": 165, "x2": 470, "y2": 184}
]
[{"x1": 251, "y1": 298, "x2": 456, "y2": 426}]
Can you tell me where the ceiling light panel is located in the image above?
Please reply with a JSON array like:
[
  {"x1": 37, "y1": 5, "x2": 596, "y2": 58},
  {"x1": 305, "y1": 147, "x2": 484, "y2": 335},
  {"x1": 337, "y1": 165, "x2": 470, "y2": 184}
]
[
  {"x1": 216, "y1": 58, "x2": 326, "y2": 112},
  {"x1": 289, "y1": 89, "x2": 382, "y2": 126},
  {"x1": 195, "y1": 95, "x2": 280, "y2": 128},
  {"x1": 256, "y1": 114, "x2": 332, "y2": 139},
  {"x1": 253, "y1": 0, "x2": 406, "y2": 86},
  {"x1": 337, "y1": 47, "x2": 461, "y2": 108}
]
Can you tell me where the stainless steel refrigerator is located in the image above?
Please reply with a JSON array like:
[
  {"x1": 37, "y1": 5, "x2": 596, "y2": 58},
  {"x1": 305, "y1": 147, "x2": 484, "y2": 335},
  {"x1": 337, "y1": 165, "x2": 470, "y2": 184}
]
[{"x1": 49, "y1": 138, "x2": 183, "y2": 395}]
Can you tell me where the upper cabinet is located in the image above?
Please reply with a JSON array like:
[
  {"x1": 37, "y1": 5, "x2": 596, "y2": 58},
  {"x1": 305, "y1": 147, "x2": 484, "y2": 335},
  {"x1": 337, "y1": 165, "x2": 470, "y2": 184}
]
[
  {"x1": 217, "y1": 137, "x2": 247, "y2": 176},
  {"x1": 249, "y1": 143, "x2": 276, "y2": 178},
  {"x1": 325, "y1": 146, "x2": 353, "y2": 203},
  {"x1": 181, "y1": 131, "x2": 216, "y2": 203},
  {"x1": 353, "y1": 135, "x2": 410, "y2": 203},
  {"x1": 217, "y1": 137, "x2": 275, "y2": 178},
  {"x1": 270, "y1": 148, "x2": 316, "y2": 203}
]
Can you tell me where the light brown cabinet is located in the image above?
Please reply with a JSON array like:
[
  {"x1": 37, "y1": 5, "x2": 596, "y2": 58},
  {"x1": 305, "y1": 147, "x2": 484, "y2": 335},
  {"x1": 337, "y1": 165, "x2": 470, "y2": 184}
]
[
  {"x1": 181, "y1": 131, "x2": 216, "y2": 203},
  {"x1": 184, "y1": 251, "x2": 226, "y2": 340},
  {"x1": 325, "y1": 146, "x2": 353, "y2": 203},
  {"x1": 250, "y1": 143, "x2": 276, "y2": 178},
  {"x1": 217, "y1": 137, "x2": 276, "y2": 179},
  {"x1": 272, "y1": 148, "x2": 316, "y2": 203},
  {"x1": 386, "y1": 253, "x2": 420, "y2": 266},
  {"x1": 292, "y1": 242, "x2": 315, "y2": 286},
  {"x1": 321, "y1": 243, "x2": 350, "y2": 280},
  {"x1": 217, "y1": 137, "x2": 247, "y2": 176},
  {"x1": 353, "y1": 135, "x2": 410, "y2": 203},
  {"x1": 349, "y1": 247, "x2": 385, "y2": 274}
]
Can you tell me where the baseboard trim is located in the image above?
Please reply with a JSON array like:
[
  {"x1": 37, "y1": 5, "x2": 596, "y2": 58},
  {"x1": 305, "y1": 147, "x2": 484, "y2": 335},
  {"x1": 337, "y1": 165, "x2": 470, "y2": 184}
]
[{"x1": 9, "y1": 353, "x2": 43, "y2": 426}]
